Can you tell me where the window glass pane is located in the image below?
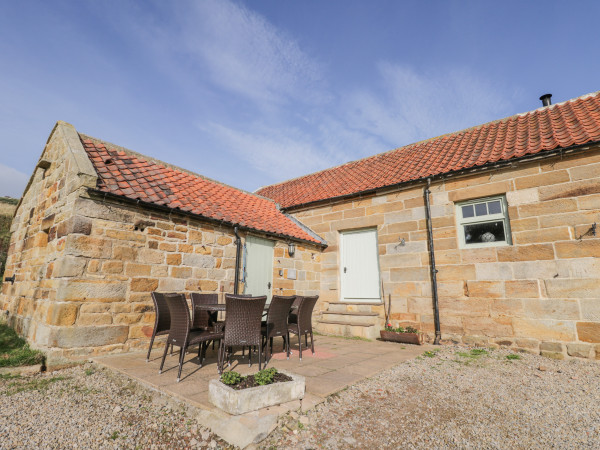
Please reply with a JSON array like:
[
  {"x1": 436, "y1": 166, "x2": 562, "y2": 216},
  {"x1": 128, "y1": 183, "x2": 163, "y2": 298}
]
[
  {"x1": 463, "y1": 221, "x2": 506, "y2": 245},
  {"x1": 488, "y1": 200, "x2": 502, "y2": 214},
  {"x1": 461, "y1": 204, "x2": 474, "y2": 218},
  {"x1": 475, "y1": 203, "x2": 488, "y2": 216}
]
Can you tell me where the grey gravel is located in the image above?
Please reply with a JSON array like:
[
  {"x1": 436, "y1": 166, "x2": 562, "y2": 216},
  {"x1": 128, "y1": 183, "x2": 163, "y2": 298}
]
[
  {"x1": 0, "y1": 363, "x2": 230, "y2": 449},
  {"x1": 261, "y1": 345, "x2": 600, "y2": 449}
]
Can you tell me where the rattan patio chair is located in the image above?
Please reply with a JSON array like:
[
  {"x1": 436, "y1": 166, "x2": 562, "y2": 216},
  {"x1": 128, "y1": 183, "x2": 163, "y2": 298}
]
[
  {"x1": 159, "y1": 293, "x2": 224, "y2": 382},
  {"x1": 217, "y1": 294, "x2": 267, "y2": 373},
  {"x1": 147, "y1": 292, "x2": 172, "y2": 362},
  {"x1": 190, "y1": 293, "x2": 218, "y2": 330},
  {"x1": 288, "y1": 295, "x2": 303, "y2": 325},
  {"x1": 190, "y1": 292, "x2": 221, "y2": 352},
  {"x1": 261, "y1": 295, "x2": 296, "y2": 364},
  {"x1": 288, "y1": 295, "x2": 319, "y2": 361}
]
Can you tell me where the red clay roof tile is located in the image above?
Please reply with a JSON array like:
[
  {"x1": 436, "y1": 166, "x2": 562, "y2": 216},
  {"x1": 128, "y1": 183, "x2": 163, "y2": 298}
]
[
  {"x1": 257, "y1": 92, "x2": 600, "y2": 208},
  {"x1": 80, "y1": 136, "x2": 323, "y2": 245}
]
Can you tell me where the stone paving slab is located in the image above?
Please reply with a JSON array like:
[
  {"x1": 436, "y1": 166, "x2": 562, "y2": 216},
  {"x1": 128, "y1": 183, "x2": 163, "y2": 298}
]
[{"x1": 92, "y1": 335, "x2": 431, "y2": 448}]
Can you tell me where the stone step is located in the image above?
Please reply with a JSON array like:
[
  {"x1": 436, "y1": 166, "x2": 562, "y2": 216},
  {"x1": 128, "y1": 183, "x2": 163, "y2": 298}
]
[
  {"x1": 315, "y1": 319, "x2": 380, "y2": 340},
  {"x1": 327, "y1": 302, "x2": 383, "y2": 314},
  {"x1": 320, "y1": 311, "x2": 379, "y2": 325},
  {"x1": 329, "y1": 301, "x2": 383, "y2": 306}
]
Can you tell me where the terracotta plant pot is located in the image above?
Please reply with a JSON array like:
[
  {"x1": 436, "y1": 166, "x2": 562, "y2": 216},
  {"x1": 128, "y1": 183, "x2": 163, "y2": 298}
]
[{"x1": 380, "y1": 330, "x2": 423, "y2": 345}]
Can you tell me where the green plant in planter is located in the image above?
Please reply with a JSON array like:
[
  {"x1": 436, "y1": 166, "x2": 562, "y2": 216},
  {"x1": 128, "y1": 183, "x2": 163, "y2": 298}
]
[
  {"x1": 384, "y1": 324, "x2": 419, "y2": 334},
  {"x1": 221, "y1": 371, "x2": 243, "y2": 385},
  {"x1": 254, "y1": 367, "x2": 278, "y2": 385}
]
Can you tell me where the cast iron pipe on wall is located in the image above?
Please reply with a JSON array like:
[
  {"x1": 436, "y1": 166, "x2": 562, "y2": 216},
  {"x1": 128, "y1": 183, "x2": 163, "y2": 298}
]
[
  {"x1": 233, "y1": 227, "x2": 241, "y2": 295},
  {"x1": 424, "y1": 178, "x2": 442, "y2": 345}
]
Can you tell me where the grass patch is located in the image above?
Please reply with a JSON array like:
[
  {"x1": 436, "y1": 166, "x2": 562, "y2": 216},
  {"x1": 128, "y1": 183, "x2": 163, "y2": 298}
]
[
  {"x1": 3, "y1": 375, "x2": 67, "y2": 396},
  {"x1": 456, "y1": 348, "x2": 489, "y2": 359},
  {"x1": 0, "y1": 373, "x2": 21, "y2": 380},
  {"x1": 0, "y1": 323, "x2": 45, "y2": 368},
  {"x1": 471, "y1": 348, "x2": 489, "y2": 356},
  {"x1": 506, "y1": 354, "x2": 521, "y2": 360},
  {"x1": 450, "y1": 348, "x2": 490, "y2": 365}
]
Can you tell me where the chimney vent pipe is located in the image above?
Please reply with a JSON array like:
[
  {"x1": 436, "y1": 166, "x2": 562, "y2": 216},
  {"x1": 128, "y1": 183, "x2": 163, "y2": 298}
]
[{"x1": 540, "y1": 93, "x2": 552, "y2": 107}]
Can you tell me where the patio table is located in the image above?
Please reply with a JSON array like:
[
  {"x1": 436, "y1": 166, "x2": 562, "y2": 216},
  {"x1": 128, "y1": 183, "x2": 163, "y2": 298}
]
[
  {"x1": 194, "y1": 304, "x2": 298, "y2": 312},
  {"x1": 194, "y1": 303, "x2": 298, "y2": 326}
]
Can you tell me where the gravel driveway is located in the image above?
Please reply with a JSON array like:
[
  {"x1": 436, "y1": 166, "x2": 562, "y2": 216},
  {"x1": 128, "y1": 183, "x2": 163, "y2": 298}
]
[
  {"x1": 1, "y1": 346, "x2": 598, "y2": 449},
  {"x1": 0, "y1": 364, "x2": 229, "y2": 449},
  {"x1": 262, "y1": 346, "x2": 600, "y2": 449}
]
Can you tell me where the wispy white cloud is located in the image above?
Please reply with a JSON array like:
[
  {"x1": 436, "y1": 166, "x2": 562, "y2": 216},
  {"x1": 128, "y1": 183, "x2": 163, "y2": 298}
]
[
  {"x1": 169, "y1": 0, "x2": 325, "y2": 107},
  {"x1": 343, "y1": 63, "x2": 513, "y2": 148},
  {"x1": 0, "y1": 164, "x2": 29, "y2": 198},
  {"x1": 110, "y1": 1, "x2": 518, "y2": 188},
  {"x1": 204, "y1": 122, "x2": 332, "y2": 180}
]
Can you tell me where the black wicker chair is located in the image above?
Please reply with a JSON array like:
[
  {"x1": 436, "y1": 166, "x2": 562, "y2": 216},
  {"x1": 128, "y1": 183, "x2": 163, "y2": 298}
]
[
  {"x1": 218, "y1": 294, "x2": 267, "y2": 373},
  {"x1": 288, "y1": 295, "x2": 303, "y2": 325},
  {"x1": 261, "y1": 295, "x2": 296, "y2": 364},
  {"x1": 190, "y1": 293, "x2": 218, "y2": 331},
  {"x1": 159, "y1": 293, "x2": 224, "y2": 382},
  {"x1": 288, "y1": 295, "x2": 319, "y2": 360},
  {"x1": 191, "y1": 292, "x2": 221, "y2": 352},
  {"x1": 147, "y1": 292, "x2": 172, "y2": 362}
]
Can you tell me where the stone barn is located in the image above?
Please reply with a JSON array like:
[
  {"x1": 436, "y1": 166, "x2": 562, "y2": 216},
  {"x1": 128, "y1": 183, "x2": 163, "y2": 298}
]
[
  {"x1": 0, "y1": 121, "x2": 324, "y2": 358},
  {"x1": 2, "y1": 90, "x2": 600, "y2": 361},
  {"x1": 257, "y1": 91, "x2": 600, "y2": 360}
]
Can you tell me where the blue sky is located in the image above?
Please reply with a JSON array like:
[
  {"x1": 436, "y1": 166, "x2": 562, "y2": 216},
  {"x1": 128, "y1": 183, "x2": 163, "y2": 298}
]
[{"x1": 1, "y1": 1, "x2": 599, "y2": 198}]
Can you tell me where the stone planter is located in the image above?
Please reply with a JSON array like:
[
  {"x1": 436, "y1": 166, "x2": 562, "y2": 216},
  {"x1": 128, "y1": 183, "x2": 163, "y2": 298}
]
[
  {"x1": 208, "y1": 370, "x2": 305, "y2": 415},
  {"x1": 380, "y1": 330, "x2": 423, "y2": 345}
]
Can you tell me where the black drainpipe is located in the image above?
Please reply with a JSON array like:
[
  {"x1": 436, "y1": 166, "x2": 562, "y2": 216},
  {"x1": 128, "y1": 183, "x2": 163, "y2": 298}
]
[
  {"x1": 424, "y1": 178, "x2": 442, "y2": 345},
  {"x1": 233, "y1": 226, "x2": 242, "y2": 295}
]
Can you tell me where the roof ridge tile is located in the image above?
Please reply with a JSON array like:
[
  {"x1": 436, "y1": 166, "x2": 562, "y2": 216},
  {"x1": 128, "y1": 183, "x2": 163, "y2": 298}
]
[{"x1": 258, "y1": 91, "x2": 600, "y2": 208}]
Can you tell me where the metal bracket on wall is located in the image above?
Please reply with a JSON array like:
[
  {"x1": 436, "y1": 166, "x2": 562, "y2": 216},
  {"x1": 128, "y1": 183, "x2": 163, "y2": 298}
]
[{"x1": 576, "y1": 222, "x2": 597, "y2": 240}]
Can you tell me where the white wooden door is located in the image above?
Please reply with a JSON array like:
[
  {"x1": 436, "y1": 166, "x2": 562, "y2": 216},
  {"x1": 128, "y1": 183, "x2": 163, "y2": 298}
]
[
  {"x1": 340, "y1": 229, "x2": 380, "y2": 302},
  {"x1": 244, "y1": 235, "x2": 275, "y2": 301}
]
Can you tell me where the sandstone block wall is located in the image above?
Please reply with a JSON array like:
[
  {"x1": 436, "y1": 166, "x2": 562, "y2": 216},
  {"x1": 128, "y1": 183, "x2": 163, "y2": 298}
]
[
  {"x1": 293, "y1": 146, "x2": 600, "y2": 360},
  {"x1": 0, "y1": 122, "x2": 98, "y2": 352},
  {"x1": 272, "y1": 242, "x2": 321, "y2": 297},
  {"x1": 2, "y1": 190, "x2": 320, "y2": 358},
  {"x1": 0, "y1": 122, "x2": 320, "y2": 358}
]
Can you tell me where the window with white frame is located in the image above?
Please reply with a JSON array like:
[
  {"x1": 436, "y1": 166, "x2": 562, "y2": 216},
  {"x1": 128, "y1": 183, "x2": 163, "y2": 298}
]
[{"x1": 456, "y1": 196, "x2": 512, "y2": 248}]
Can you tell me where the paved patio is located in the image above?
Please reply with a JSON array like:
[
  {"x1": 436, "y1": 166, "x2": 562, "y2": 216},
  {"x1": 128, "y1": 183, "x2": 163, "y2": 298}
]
[{"x1": 93, "y1": 335, "x2": 432, "y2": 447}]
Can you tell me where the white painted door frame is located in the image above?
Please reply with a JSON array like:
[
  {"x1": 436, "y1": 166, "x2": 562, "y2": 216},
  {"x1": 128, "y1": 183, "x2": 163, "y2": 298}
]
[
  {"x1": 340, "y1": 228, "x2": 381, "y2": 302},
  {"x1": 244, "y1": 235, "x2": 275, "y2": 301}
]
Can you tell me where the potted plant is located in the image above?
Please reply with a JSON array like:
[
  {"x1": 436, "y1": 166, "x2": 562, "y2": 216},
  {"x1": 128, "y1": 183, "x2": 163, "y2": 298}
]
[
  {"x1": 380, "y1": 324, "x2": 424, "y2": 345},
  {"x1": 209, "y1": 367, "x2": 305, "y2": 415}
]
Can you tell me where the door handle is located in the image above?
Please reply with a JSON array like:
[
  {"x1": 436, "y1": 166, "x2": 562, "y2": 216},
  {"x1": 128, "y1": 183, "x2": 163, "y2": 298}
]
[
  {"x1": 344, "y1": 267, "x2": 347, "y2": 273},
  {"x1": 267, "y1": 282, "x2": 271, "y2": 289}
]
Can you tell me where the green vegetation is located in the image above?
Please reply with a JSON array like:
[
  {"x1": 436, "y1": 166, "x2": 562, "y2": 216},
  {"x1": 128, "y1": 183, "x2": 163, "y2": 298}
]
[
  {"x1": 254, "y1": 367, "x2": 278, "y2": 386},
  {"x1": 0, "y1": 323, "x2": 45, "y2": 368},
  {"x1": 0, "y1": 197, "x2": 17, "y2": 285},
  {"x1": 0, "y1": 214, "x2": 13, "y2": 284},
  {"x1": 344, "y1": 335, "x2": 371, "y2": 341},
  {"x1": 470, "y1": 348, "x2": 489, "y2": 356},
  {"x1": 0, "y1": 197, "x2": 18, "y2": 205},
  {"x1": 506, "y1": 354, "x2": 521, "y2": 360},
  {"x1": 0, "y1": 373, "x2": 21, "y2": 380},
  {"x1": 220, "y1": 367, "x2": 284, "y2": 388},
  {"x1": 451, "y1": 348, "x2": 492, "y2": 366},
  {"x1": 220, "y1": 371, "x2": 243, "y2": 385},
  {"x1": 384, "y1": 324, "x2": 419, "y2": 334},
  {"x1": 2, "y1": 375, "x2": 67, "y2": 396}
]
